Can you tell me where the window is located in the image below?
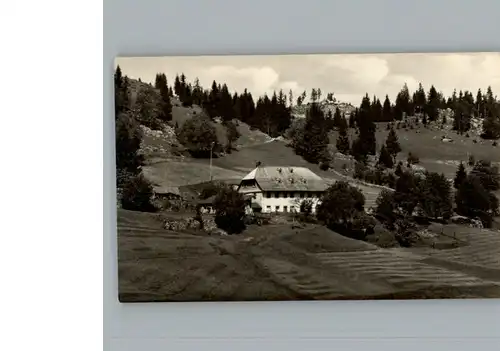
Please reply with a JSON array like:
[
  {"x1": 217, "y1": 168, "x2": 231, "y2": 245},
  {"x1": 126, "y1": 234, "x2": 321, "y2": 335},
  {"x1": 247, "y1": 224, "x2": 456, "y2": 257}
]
[
  {"x1": 275, "y1": 206, "x2": 280, "y2": 212},
  {"x1": 266, "y1": 205, "x2": 271, "y2": 211},
  {"x1": 290, "y1": 206, "x2": 295, "y2": 212},
  {"x1": 266, "y1": 192, "x2": 271, "y2": 198},
  {"x1": 283, "y1": 206, "x2": 288, "y2": 212},
  {"x1": 300, "y1": 193, "x2": 304, "y2": 198},
  {"x1": 274, "y1": 192, "x2": 279, "y2": 198}
]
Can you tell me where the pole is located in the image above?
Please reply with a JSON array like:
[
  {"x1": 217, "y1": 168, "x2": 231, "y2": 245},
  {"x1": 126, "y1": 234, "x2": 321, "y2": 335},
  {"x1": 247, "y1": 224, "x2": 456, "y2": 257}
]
[{"x1": 210, "y1": 142, "x2": 214, "y2": 181}]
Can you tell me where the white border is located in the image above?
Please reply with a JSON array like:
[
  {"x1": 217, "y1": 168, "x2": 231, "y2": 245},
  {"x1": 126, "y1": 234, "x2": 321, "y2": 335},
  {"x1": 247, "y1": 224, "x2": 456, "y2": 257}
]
[{"x1": 2, "y1": 0, "x2": 499, "y2": 350}]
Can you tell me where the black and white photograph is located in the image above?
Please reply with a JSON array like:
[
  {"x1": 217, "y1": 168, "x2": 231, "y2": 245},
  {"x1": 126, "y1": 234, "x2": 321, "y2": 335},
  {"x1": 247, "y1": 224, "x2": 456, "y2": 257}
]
[{"x1": 114, "y1": 53, "x2": 500, "y2": 302}]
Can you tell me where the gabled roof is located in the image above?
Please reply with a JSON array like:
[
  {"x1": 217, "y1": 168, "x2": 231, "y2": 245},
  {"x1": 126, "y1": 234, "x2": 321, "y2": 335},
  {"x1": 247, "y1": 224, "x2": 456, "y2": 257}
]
[
  {"x1": 153, "y1": 186, "x2": 180, "y2": 196},
  {"x1": 197, "y1": 195, "x2": 216, "y2": 205},
  {"x1": 240, "y1": 166, "x2": 328, "y2": 192}
]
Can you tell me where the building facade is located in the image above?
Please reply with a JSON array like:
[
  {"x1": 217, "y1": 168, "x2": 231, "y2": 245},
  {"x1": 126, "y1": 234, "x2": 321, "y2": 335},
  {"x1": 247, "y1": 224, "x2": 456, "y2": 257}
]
[{"x1": 237, "y1": 166, "x2": 329, "y2": 214}]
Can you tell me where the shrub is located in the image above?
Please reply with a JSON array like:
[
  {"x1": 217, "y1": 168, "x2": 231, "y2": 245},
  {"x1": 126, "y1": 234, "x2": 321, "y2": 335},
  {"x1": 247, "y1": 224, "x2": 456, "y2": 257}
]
[
  {"x1": 407, "y1": 152, "x2": 420, "y2": 165},
  {"x1": 213, "y1": 186, "x2": 246, "y2": 234},
  {"x1": 177, "y1": 114, "x2": 220, "y2": 158},
  {"x1": 319, "y1": 161, "x2": 330, "y2": 171},
  {"x1": 394, "y1": 218, "x2": 417, "y2": 247},
  {"x1": 316, "y1": 181, "x2": 365, "y2": 230},
  {"x1": 299, "y1": 199, "x2": 313, "y2": 215},
  {"x1": 375, "y1": 189, "x2": 397, "y2": 226},
  {"x1": 353, "y1": 161, "x2": 367, "y2": 179},
  {"x1": 468, "y1": 154, "x2": 475, "y2": 166},
  {"x1": 120, "y1": 173, "x2": 156, "y2": 212}
]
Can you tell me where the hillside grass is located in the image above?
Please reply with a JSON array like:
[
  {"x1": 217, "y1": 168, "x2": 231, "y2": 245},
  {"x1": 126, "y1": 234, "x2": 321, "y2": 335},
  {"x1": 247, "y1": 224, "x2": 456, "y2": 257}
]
[
  {"x1": 117, "y1": 209, "x2": 500, "y2": 302},
  {"x1": 329, "y1": 122, "x2": 500, "y2": 179}
]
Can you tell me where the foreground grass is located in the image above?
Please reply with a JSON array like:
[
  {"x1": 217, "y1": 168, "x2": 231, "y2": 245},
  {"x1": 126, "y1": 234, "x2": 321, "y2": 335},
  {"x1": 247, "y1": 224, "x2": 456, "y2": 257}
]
[{"x1": 117, "y1": 209, "x2": 500, "y2": 302}]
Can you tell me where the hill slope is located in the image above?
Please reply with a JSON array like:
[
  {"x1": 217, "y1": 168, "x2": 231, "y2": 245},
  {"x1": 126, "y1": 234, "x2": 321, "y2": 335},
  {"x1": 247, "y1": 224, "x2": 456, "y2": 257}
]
[{"x1": 117, "y1": 209, "x2": 500, "y2": 301}]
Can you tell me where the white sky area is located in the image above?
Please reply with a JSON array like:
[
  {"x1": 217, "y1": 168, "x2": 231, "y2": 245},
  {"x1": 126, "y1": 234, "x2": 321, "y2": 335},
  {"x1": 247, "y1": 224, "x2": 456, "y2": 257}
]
[{"x1": 116, "y1": 53, "x2": 500, "y2": 105}]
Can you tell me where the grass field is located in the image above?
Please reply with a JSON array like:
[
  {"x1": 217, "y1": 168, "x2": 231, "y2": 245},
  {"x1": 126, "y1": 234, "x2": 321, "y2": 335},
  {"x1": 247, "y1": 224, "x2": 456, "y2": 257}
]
[
  {"x1": 329, "y1": 122, "x2": 500, "y2": 179},
  {"x1": 120, "y1": 100, "x2": 500, "y2": 302},
  {"x1": 117, "y1": 209, "x2": 500, "y2": 301}
]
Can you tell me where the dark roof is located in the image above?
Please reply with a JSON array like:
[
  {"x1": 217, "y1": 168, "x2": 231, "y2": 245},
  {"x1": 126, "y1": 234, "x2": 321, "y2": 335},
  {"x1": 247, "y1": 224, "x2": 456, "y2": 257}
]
[
  {"x1": 197, "y1": 195, "x2": 216, "y2": 205},
  {"x1": 240, "y1": 166, "x2": 328, "y2": 192},
  {"x1": 153, "y1": 186, "x2": 180, "y2": 196}
]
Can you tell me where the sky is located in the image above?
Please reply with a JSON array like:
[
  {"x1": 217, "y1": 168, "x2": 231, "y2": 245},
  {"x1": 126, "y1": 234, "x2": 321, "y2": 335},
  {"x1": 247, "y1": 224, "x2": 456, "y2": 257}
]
[{"x1": 116, "y1": 52, "x2": 500, "y2": 105}]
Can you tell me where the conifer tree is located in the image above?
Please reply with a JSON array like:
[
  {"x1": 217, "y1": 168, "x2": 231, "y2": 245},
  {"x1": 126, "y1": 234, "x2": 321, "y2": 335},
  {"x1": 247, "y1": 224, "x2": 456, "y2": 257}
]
[
  {"x1": 336, "y1": 116, "x2": 350, "y2": 155},
  {"x1": 420, "y1": 172, "x2": 453, "y2": 220},
  {"x1": 295, "y1": 102, "x2": 330, "y2": 163},
  {"x1": 382, "y1": 95, "x2": 392, "y2": 122},
  {"x1": 378, "y1": 145, "x2": 394, "y2": 168},
  {"x1": 394, "y1": 83, "x2": 411, "y2": 120},
  {"x1": 425, "y1": 85, "x2": 440, "y2": 122},
  {"x1": 454, "y1": 162, "x2": 467, "y2": 189},
  {"x1": 395, "y1": 161, "x2": 404, "y2": 176},
  {"x1": 357, "y1": 94, "x2": 376, "y2": 155},
  {"x1": 385, "y1": 128, "x2": 402, "y2": 162},
  {"x1": 414, "y1": 83, "x2": 427, "y2": 114},
  {"x1": 333, "y1": 107, "x2": 342, "y2": 128},
  {"x1": 114, "y1": 65, "x2": 130, "y2": 115},
  {"x1": 156, "y1": 73, "x2": 172, "y2": 122},
  {"x1": 174, "y1": 74, "x2": 181, "y2": 97}
]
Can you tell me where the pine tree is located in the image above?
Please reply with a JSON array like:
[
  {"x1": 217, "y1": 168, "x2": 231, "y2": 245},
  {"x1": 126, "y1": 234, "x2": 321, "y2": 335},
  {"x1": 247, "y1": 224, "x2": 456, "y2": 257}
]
[
  {"x1": 454, "y1": 162, "x2": 467, "y2": 189},
  {"x1": 156, "y1": 73, "x2": 172, "y2": 122},
  {"x1": 425, "y1": 85, "x2": 440, "y2": 122},
  {"x1": 414, "y1": 83, "x2": 427, "y2": 113},
  {"x1": 395, "y1": 161, "x2": 403, "y2": 176},
  {"x1": 348, "y1": 111, "x2": 356, "y2": 128},
  {"x1": 174, "y1": 74, "x2": 181, "y2": 97},
  {"x1": 378, "y1": 145, "x2": 394, "y2": 168},
  {"x1": 333, "y1": 107, "x2": 342, "y2": 128},
  {"x1": 294, "y1": 102, "x2": 330, "y2": 163},
  {"x1": 311, "y1": 88, "x2": 318, "y2": 103},
  {"x1": 114, "y1": 65, "x2": 130, "y2": 115},
  {"x1": 382, "y1": 95, "x2": 392, "y2": 122},
  {"x1": 336, "y1": 116, "x2": 350, "y2": 155},
  {"x1": 371, "y1": 97, "x2": 383, "y2": 122},
  {"x1": 357, "y1": 94, "x2": 376, "y2": 155},
  {"x1": 351, "y1": 137, "x2": 366, "y2": 163},
  {"x1": 394, "y1": 83, "x2": 411, "y2": 120},
  {"x1": 385, "y1": 128, "x2": 402, "y2": 162},
  {"x1": 115, "y1": 112, "x2": 143, "y2": 174},
  {"x1": 420, "y1": 172, "x2": 453, "y2": 220}
]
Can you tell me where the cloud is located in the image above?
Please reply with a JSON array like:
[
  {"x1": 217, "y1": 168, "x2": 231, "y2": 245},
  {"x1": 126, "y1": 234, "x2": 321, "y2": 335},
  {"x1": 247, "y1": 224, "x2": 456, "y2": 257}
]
[
  {"x1": 116, "y1": 52, "x2": 500, "y2": 105},
  {"x1": 198, "y1": 66, "x2": 280, "y2": 97}
]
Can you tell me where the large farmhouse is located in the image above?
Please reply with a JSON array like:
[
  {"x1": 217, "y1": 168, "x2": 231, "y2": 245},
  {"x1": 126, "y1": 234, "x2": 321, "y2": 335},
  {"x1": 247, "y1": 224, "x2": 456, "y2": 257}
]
[{"x1": 237, "y1": 166, "x2": 329, "y2": 214}]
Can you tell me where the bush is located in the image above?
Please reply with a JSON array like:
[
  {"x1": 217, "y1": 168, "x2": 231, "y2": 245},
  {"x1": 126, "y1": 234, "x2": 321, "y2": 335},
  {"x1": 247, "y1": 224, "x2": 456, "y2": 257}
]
[
  {"x1": 353, "y1": 161, "x2": 367, "y2": 179},
  {"x1": 213, "y1": 186, "x2": 246, "y2": 234},
  {"x1": 468, "y1": 154, "x2": 475, "y2": 166},
  {"x1": 177, "y1": 114, "x2": 220, "y2": 158},
  {"x1": 299, "y1": 199, "x2": 313, "y2": 216},
  {"x1": 394, "y1": 218, "x2": 417, "y2": 247},
  {"x1": 120, "y1": 173, "x2": 156, "y2": 212},
  {"x1": 375, "y1": 189, "x2": 396, "y2": 226},
  {"x1": 319, "y1": 161, "x2": 330, "y2": 171},
  {"x1": 316, "y1": 181, "x2": 365, "y2": 231},
  {"x1": 407, "y1": 152, "x2": 420, "y2": 165}
]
